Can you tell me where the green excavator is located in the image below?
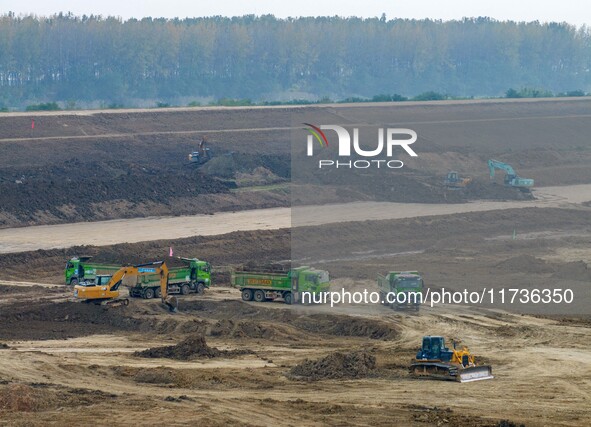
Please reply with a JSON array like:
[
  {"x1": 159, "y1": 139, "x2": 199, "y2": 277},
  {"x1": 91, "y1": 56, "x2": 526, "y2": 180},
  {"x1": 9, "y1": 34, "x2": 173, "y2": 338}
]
[{"x1": 487, "y1": 159, "x2": 534, "y2": 191}]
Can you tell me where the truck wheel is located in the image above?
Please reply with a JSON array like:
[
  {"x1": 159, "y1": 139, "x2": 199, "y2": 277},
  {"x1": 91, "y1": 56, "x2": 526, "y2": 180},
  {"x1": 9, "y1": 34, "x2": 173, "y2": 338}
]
[
  {"x1": 144, "y1": 288, "x2": 155, "y2": 299},
  {"x1": 154, "y1": 288, "x2": 161, "y2": 299},
  {"x1": 284, "y1": 292, "x2": 293, "y2": 305},
  {"x1": 254, "y1": 290, "x2": 266, "y2": 303},
  {"x1": 197, "y1": 283, "x2": 205, "y2": 294},
  {"x1": 181, "y1": 284, "x2": 190, "y2": 295},
  {"x1": 241, "y1": 289, "x2": 253, "y2": 301},
  {"x1": 70, "y1": 278, "x2": 79, "y2": 286}
]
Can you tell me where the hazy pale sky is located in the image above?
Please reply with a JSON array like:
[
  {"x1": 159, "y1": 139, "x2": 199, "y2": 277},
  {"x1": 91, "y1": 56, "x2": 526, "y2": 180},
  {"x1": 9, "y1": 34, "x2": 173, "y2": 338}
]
[{"x1": 1, "y1": 0, "x2": 589, "y2": 27}]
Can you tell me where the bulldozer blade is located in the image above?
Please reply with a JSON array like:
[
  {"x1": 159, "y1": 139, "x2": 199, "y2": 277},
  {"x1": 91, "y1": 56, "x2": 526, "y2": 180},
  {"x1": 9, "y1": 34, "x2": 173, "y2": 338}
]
[{"x1": 458, "y1": 365, "x2": 494, "y2": 382}]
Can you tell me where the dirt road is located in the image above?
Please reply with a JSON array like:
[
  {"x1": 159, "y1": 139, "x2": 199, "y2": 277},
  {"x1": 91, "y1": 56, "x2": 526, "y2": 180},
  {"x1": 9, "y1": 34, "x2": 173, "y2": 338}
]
[{"x1": 0, "y1": 184, "x2": 589, "y2": 254}]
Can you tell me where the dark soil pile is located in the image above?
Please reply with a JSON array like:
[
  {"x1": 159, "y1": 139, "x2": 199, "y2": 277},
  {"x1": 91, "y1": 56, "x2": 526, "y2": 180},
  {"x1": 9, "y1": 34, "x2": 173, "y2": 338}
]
[
  {"x1": 0, "y1": 160, "x2": 231, "y2": 227},
  {"x1": 0, "y1": 301, "x2": 168, "y2": 340},
  {"x1": 0, "y1": 228, "x2": 291, "y2": 283},
  {"x1": 551, "y1": 261, "x2": 591, "y2": 281},
  {"x1": 135, "y1": 334, "x2": 252, "y2": 360},
  {"x1": 495, "y1": 255, "x2": 554, "y2": 274},
  {"x1": 292, "y1": 314, "x2": 399, "y2": 340},
  {"x1": 407, "y1": 404, "x2": 523, "y2": 427},
  {"x1": 288, "y1": 350, "x2": 376, "y2": 381}
]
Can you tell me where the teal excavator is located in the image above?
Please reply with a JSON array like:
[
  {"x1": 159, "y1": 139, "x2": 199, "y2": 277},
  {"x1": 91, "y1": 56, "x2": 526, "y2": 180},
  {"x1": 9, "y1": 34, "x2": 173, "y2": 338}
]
[{"x1": 487, "y1": 159, "x2": 534, "y2": 191}]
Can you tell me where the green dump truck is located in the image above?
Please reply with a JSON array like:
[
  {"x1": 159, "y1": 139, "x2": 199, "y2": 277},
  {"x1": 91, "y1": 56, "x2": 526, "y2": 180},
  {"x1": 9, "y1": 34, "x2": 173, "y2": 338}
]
[
  {"x1": 377, "y1": 271, "x2": 423, "y2": 311},
  {"x1": 65, "y1": 257, "x2": 211, "y2": 298},
  {"x1": 128, "y1": 258, "x2": 211, "y2": 299},
  {"x1": 231, "y1": 265, "x2": 330, "y2": 304},
  {"x1": 65, "y1": 256, "x2": 121, "y2": 286}
]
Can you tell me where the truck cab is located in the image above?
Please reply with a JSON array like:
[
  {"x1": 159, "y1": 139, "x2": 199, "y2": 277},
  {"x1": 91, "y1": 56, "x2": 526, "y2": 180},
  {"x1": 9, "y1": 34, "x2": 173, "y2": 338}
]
[
  {"x1": 377, "y1": 271, "x2": 423, "y2": 311},
  {"x1": 65, "y1": 256, "x2": 92, "y2": 285},
  {"x1": 185, "y1": 258, "x2": 211, "y2": 288},
  {"x1": 290, "y1": 267, "x2": 330, "y2": 302},
  {"x1": 65, "y1": 256, "x2": 122, "y2": 286},
  {"x1": 416, "y1": 336, "x2": 454, "y2": 361}
]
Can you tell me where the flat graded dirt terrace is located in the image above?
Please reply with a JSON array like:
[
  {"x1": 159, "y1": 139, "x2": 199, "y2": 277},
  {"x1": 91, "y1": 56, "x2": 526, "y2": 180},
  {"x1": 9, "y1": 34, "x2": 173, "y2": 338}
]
[
  {"x1": 0, "y1": 99, "x2": 590, "y2": 426},
  {"x1": 1, "y1": 98, "x2": 591, "y2": 228}
]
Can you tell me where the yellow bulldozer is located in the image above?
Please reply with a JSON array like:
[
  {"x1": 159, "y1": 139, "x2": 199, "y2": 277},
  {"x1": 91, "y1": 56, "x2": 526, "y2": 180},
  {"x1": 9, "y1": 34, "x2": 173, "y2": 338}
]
[
  {"x1": 73, "y1": 261, "x2": 178, "y2": 312},
  {"x1": 409, "y1": 336, "x2": 493, "y2": 382},
  {"x1": 444, "y1": 171, "x2": 472, "y2": 189}
]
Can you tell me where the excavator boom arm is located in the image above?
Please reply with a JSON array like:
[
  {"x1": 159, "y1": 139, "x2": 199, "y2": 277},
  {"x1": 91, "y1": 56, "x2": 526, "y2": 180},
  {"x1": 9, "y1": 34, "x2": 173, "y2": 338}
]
[
  {"x1": 75, "y1": 261, "x2": 177, "y2": 312},
  {"x1": 488, "y1": 159, "x2": 516, "y2": 179},
  {"x1": 158, "y1": 263, "x2": 169, "y2": 300}
]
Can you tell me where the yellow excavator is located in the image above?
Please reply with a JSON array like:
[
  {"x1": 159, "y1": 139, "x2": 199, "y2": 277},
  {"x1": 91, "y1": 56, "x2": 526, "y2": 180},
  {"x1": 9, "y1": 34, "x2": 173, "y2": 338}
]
[
  {"x1": 409, "y1": 336, "x2": 493, "y2": 382},
  {"x1": 73, "y1": 261, "x2": 178, "y2": 312}
]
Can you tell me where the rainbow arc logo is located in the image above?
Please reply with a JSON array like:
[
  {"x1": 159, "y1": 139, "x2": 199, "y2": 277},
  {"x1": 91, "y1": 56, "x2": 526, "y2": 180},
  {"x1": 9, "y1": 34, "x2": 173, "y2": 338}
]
[{"x1": 303, "y1": 123, "x2": 329, "y2": 148}]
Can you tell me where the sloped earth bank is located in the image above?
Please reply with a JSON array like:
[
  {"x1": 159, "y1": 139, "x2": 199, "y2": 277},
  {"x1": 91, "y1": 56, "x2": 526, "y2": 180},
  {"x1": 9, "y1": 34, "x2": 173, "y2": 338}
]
[
  {"x1": 0, "y1": 298, "x2": 399, "y2": 342},
  {"x1": 1, "y1": 206, "x2": 589, "y2": 285},
  {"x1": 2, "y1": 98, "x2": 591, "y2": 227},
  {"x1": 0, "y1": 154, "x2": 291, "y2": 228}
]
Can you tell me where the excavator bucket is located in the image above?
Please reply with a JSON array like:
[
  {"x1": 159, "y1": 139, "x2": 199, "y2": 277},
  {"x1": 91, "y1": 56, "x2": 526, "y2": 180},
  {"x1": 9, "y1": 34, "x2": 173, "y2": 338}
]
[
  {"x1": 457, "y1": 365, "x2": 494, "y2": 382},
  {"x1": 164, "y1": 296, "x2": 178, "y2": 313}
]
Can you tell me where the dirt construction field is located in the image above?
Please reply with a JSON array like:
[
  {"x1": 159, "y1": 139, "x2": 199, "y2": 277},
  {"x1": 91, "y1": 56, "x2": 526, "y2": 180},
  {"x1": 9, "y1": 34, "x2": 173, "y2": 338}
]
[{"x1": 0, "y1": 99, "x2": 591, "y2": 426}]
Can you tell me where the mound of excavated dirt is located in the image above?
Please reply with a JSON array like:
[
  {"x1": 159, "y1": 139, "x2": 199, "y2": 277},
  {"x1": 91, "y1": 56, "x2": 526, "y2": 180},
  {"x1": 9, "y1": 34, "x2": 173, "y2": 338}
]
[
  {"x1": 496, "y1": 256, "x2": 591, "y2": 280},
  {"x1": 135, "y1": 334, "x2": 252, "y2": 360},
  {"x1": 289, "y1": 350, "x2": 376, "y2": 381},
  {"x1": 0, "y1": 149, "x2": 291, "y2": 228},
  {"x1": 551, "y1": 261, "x2": 591, "y2": 281},
  {"x1": 495, "y1": 255, "x2": 554, "y2": 274},
  {"x1": 235, "y1": 167, "x2": 285, "y2": 187},
  {"x1": 293, "y1": 314, "x2": 399, "y2": 340},
  {"x1": 112, "y1": 366, "x2": 179, "y2": 385}
]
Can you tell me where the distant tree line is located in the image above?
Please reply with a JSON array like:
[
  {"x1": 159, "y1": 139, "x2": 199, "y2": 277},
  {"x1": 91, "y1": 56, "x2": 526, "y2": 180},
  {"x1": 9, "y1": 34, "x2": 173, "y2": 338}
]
[{"x1": 0, "y1": 13, "x2": 590, "y2": 108}]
